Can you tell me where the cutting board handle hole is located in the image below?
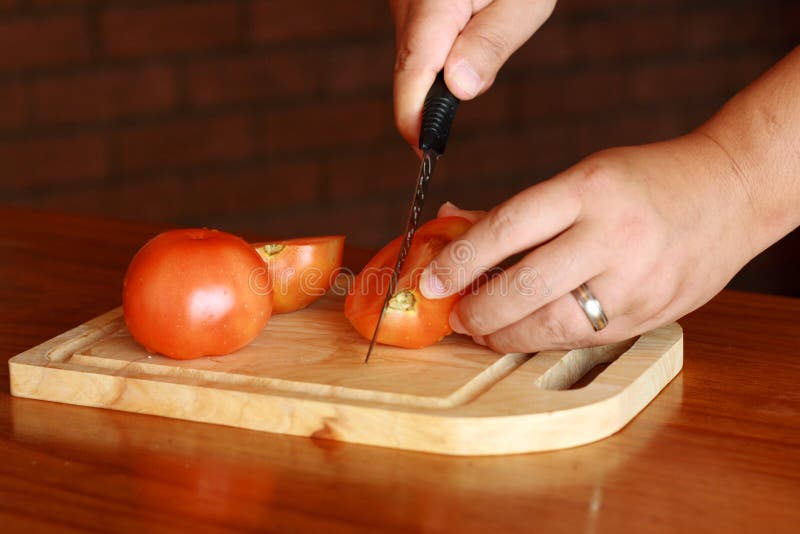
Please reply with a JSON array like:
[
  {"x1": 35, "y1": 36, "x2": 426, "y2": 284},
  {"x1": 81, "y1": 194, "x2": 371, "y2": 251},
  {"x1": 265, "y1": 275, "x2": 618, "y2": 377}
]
[
  {"x1": 568, "y1": 362, "x2": 611, "y2": 390},
  {"x1": 536, "y1": 337, "x2": 637, "y2": 390}
]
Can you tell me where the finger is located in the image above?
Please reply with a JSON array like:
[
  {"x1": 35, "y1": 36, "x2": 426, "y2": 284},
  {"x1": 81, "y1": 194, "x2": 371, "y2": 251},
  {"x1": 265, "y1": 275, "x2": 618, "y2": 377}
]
[
  {"x1": 420, "y1": 176, "x2": 581, "y2": 299},
  {"x1": 437, "y1": 201, "x2": 487, "y2": 223},
  {"x1": 393, "y1": 0, "x2": 473, "y2": 147},
  {"x1": 449, "y1": 223, "x2": 607, "y2": 336},
  {"x1": 479, "y1": 274, "x2": 630, "y2": 354},
  {"x1": 444, "y1": 0, "x2": 555, "y2": 99}
]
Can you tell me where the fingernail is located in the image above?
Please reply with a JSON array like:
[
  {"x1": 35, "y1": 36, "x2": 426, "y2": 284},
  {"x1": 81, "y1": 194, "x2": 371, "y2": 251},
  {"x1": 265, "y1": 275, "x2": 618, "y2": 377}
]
[
  {"x1": 420, "y1": 267, "x2": 448, "y2": 299},
  {"x1": 438, "y1": 201, "x2": 460, "y2": 219},
  {"x1": 450, "y1": 310, "x2": 467, "y2": 334},
  {"x1": 473, "y1": 335, "x2": 486, "y2": 346},
  {"x1": 450, "y1": 60, "x2": 483, "y2": 98}
]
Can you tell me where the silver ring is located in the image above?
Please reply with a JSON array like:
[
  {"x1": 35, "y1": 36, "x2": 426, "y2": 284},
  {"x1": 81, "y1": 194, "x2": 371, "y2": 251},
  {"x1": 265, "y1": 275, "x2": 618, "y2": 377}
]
[{"x1": 572, "y1": 283, "x2": 608, "y2": 331}]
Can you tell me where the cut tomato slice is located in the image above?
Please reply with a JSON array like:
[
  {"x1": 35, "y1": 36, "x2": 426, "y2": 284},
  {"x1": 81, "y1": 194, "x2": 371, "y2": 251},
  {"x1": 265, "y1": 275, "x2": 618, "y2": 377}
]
[
  {"x1": 345, "y1": 217, "x2": 472, "y2": 349},
  {"x1": 254, "y1": 235, "x2": 345, "y2": 314}
]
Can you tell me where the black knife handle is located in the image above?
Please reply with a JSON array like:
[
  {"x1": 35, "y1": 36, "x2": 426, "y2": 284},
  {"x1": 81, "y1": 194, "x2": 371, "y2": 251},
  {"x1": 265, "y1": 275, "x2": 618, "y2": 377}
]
[{"x1": 419, "y1": 71, "x2": 460, "y2": 154}]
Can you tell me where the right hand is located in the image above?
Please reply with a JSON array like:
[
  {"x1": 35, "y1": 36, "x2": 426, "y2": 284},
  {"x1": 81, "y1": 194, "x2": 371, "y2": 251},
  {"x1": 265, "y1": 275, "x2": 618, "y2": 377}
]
[
  {"x1": 391, "y1": 0, "x2": 557, "y2": 150},
  {"x1": 423, "y1": 134, "x2": 760, "y2": 354}
]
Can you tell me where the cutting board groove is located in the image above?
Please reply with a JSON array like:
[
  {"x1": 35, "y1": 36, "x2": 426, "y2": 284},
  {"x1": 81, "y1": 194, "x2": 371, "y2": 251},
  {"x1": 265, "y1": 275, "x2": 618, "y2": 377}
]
[{"x1": 9, "y1": 294, "x2": 683, "y2": 455}]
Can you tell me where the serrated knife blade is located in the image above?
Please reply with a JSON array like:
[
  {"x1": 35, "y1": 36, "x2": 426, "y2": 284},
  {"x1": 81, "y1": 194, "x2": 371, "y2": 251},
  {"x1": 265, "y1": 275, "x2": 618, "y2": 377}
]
[{"x1": 364, "y1": 72, "x2": 459, "y2": 364}]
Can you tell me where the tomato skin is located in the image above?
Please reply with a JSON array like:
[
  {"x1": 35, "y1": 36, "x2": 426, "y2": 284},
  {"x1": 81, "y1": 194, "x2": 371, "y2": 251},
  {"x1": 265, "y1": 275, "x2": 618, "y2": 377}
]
[
  {"x1": 345, "y1": 217, "x2": 472, "y2": 349},
  {"x1": 253, "y1": 235, "x2": 345, "y2": 314},
  {"x1": 123, "y1": 229, "x2": 273, "y2": 360}
]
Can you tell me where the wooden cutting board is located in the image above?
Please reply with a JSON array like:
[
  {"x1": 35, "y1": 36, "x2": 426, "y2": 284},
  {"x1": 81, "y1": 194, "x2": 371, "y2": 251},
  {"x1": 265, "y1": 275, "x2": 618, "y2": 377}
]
[{"x1": 9, "y1": 293, "x2": 682, "y2": 456}]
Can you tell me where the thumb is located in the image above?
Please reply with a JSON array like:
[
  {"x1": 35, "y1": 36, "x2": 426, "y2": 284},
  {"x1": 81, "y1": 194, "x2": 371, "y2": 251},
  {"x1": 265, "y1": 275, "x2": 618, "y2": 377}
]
[{"x1": 444, "y1": 0, "x2": 556, "y2": 100}]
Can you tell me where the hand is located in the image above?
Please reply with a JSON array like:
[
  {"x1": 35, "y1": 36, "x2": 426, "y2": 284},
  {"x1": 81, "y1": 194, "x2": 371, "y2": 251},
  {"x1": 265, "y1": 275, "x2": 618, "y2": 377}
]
[
  {"x1": 391, "y1": 0, "x2": 557, "y2": 149},
  {"x1": 419, "y1": 134, "x2": 757, "y2": 353}
]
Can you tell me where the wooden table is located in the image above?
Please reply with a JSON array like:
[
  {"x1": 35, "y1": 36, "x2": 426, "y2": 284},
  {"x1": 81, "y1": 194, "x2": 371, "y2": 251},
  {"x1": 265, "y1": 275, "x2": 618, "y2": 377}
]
[{"x1": 1, "y1": 206, "x2": 798, "y2": 533}]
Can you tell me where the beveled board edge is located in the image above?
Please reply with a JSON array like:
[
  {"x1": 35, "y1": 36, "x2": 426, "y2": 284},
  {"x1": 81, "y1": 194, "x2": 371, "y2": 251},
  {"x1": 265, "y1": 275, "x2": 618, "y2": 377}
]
[{"x1": 8, "y1": 311, "x2": 683, "y2": 455}]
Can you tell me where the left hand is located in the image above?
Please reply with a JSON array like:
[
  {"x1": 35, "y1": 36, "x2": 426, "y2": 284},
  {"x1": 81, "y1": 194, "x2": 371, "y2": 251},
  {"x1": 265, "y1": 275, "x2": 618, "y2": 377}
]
[
  {"x1": 390, "y1": 0, "x2": 556, "y2": 150},
  {"x1": 420, "y1": 133, "x2": 756, "y2": 353}
]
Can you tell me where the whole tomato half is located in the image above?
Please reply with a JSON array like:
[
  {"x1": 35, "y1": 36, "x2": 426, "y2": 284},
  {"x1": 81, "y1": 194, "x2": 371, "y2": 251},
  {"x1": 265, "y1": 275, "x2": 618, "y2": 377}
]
[
  {"x1": 253, "y1": 235, "x2": 344, "y2": 314},
  {"x1": 123, "y1": 228, "x2": 273, "y2": 360},
  {"x1": 345, "y1": 216, "x2": 472, "y2": 349}
]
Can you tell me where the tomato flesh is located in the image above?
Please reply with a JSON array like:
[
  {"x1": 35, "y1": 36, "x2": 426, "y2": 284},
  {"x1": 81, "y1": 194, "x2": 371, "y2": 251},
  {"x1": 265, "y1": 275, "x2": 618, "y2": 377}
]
[
  {"x1": 123, "y1": 228, "x2": 273, "y2": 360},
  {"x1": 345, "y1": 217, "x2": 472, "y2": 349},
  {"x1": 253, "y1": 235, "x2": 344, "y2": 313}
]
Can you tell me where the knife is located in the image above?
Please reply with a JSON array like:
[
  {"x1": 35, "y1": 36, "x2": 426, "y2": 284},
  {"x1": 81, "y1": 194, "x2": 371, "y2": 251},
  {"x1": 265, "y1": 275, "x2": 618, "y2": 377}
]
[{"x1": 364, "y1": 72, "x2": 460, "y2": 363}]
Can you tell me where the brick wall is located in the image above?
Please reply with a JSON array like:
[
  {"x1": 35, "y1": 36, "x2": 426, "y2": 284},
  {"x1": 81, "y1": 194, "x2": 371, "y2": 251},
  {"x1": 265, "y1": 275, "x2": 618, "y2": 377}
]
[{"x1": 1, "y1": 0, "x2": 798, "y2": 294}]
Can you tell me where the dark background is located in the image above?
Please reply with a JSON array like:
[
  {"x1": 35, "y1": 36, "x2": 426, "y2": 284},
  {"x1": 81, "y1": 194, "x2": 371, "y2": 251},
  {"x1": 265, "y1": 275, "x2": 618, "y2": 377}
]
[{"x1": 1, "y1": 0, "x2": 798, "y2": 296}]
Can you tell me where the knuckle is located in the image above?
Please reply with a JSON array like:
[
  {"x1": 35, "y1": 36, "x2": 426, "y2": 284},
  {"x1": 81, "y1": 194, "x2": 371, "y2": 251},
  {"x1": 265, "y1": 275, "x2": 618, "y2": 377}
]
[
  {"x1": 456, "y1": 303, "x2": 489, "y2": 336},
  {"x1": 485, "y1": 326, "x2": 532, "y2": 355},
  {"x1": 486, "y1": 203, "x2": 519, "y2": 245},
  {"x1": 513, "y1": 265, "x2": 545, "y2": 301},
  {"x1": 538, "y1": 310, "x2": 570, "y2": 346},
  {"x1": 474, "y1": 26, "x2": 510, "y2": 63},
  {"x1": 571, "y1": 158, "x2": 616, "y2": 198},
  {"x1": 485, "y1": 334, "x2": 512, "y2": 355},
  {"x1": 394, "y1": 45, "x2": 415, "y2": 73}
]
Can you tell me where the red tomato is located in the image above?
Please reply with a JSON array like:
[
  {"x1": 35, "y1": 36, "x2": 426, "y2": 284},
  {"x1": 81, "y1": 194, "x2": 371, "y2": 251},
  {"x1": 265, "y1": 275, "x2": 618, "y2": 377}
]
[
  {"x1": 345, "y1": 216, "x2": 472, "y2": 349},
  {"x1": 253, "y1": 235, "x2": 345, "y2": 314},
  {"x1": 123, "y1": 228, "x2": 273, "y2": 360}
]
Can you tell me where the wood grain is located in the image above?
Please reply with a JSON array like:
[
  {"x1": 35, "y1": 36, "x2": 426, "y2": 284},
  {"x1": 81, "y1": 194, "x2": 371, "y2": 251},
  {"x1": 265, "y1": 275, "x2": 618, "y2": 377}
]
[
  {"x1": 8, "y1": 289, "x2": 682, "y2": 454},
  {"x1": 1, "y1": 207, "x2": 799, "y2": 532}
]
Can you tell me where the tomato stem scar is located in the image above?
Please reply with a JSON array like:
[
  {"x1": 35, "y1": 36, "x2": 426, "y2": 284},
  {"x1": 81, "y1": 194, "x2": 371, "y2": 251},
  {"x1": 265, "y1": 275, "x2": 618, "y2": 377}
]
[
  {"x1": 388, "y1": 290, "x2": 417, "y2": 312},
  {"x1": 261, "y1": 244, "x2": 286, "y2": 257}
]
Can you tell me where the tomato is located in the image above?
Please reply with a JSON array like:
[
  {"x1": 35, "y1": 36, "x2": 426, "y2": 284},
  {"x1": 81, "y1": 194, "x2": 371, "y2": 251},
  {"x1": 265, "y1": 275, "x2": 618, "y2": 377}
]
[
  {"x1": 123, "y1": 228, "x2": 273, "y2": 360},
  {"x1": 345, "y1": 216, "x2": 472, "y2": 349},
  {"x1": 253, "y1": 235, "x2": 344, "y2": 314}
]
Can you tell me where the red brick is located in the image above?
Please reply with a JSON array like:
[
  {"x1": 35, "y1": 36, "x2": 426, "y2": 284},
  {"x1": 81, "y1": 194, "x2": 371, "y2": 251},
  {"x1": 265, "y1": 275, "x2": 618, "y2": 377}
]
[
  {"x1": 185, "y1": 51, "x2": 322, "y2": 107},
  {"x1": 571, "y1": 6, "x2": 785, "y2": 64},
  {"x1": 215, "y1": 199, "x2": 403, "y2": 248},
  {"x1": 517, "y1": 70, "x2": 629, "y2": 121},
  {"x1": 684, "y1": 5, "x2": 787, "y2": 51},
  {"x1": 115, "y1": 114, "x2": 254, "y2": 173},
  {"x1": 324, "y1": 41, "x2": 394, "y2": 95},
  {"x1": 629, "y1": 53, "x2": 773, "y2": 105},
  {"x1": 188, "y1": 161, "x2": 321, "y2": 215},
  {"x1": 560, "y1": 0, "x2": 691, "y2": 16},
  {"x1": 455, "y1": 81, "x2": 513, "y2": 132},
  {"x1": 27, "y1": 0, "x2": 89, "y2": 6},
  {"x1": 251, "y1": 0, "x2": 391, "y2": 44},
  {"x1": 36, "y1": 161, "x2": 321, "y2": 223},
  {"x1": 0, "y1": 82, "x2": 26, "y2": 130},
  {"x1": 445, "y1": 127, "x2": 573, "y2": 181},
  {"x1": 0, "y1": 15, "x2": 89, "y2": 72},
  {"x1": 325, "y1": 146, "x2": 415, "y2": 201},
  {"x1": 102, "y1": 2, "x2": 239, "y2": 58},
  {"x1": 262, "y1": 97, "x2": 393, "y2": 154},
  {"x1": 321, "y1": 134, "x2": 553, "y2": 213},
  {"x1": 0, "y1": 133, "x2": 107, "y2": 188},
  {"x1": 574, "y1": 111, "x2": 687, "y2": 156},
  {"x1": 573, "y1": 14, "x2": 682, "y2": 62},
  {"x1": 31, "y1": 65, "x2": 177, "y2": 125},
  {"x1": 34, "y1": 176, "x2": 186, "y2": 223},
  {"x1": 429, "y1": 179, "x2": 531, "y2": 223},
  {"x1": 506, "y1": 21, "x2": 575, "y2": 71}
]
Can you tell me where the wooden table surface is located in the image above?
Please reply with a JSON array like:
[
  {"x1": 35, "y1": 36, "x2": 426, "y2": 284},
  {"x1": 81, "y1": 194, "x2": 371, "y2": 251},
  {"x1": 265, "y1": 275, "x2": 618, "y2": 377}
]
[{"x1": 1, "y1": 206, "x2": 799, "y2": 533}]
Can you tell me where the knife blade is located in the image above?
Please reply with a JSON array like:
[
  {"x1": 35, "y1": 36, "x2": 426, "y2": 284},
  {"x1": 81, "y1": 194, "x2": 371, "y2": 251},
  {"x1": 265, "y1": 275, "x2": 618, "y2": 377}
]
[{"x1": 364, "y1": 72, "x2": 460, "y2": 364}]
